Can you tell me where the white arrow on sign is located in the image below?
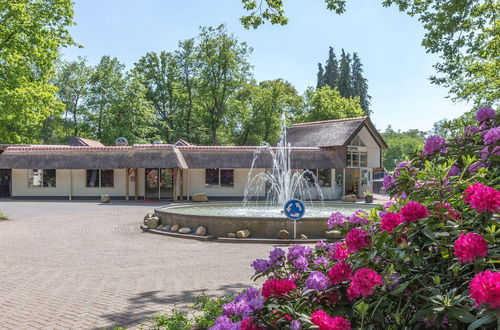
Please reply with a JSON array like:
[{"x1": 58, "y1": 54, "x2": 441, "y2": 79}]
[{"x1": 295, "y1": 202, "x2": 302, "y2": 211}]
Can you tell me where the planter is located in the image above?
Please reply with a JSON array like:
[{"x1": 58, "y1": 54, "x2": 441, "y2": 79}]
[{"x1": 365, "y1": 196, "x2": 373, "y2": 203}]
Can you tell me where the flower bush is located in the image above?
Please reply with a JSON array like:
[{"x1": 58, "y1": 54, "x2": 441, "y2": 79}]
[{"x1": 210, "y1": 107, "x2": 499, "y2": 329}]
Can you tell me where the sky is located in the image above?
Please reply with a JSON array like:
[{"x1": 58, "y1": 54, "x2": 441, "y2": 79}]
[{"x1": 62, "y1": 0, "x2": 472, "y2": 132}]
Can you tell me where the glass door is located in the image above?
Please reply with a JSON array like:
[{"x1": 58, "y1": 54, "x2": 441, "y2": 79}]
[
  {"x1": 145, "y1": 168, "x2": 174, "y2": 200},
  {"x1": 159, "y1": 169, "x2": 173, "y2": 199},
  {"x1": 358, "y1": 168, "x2": 372, "y2": 197},
  {"x1": 145, "y1": 168, "x2": 159, "y2": 199}
]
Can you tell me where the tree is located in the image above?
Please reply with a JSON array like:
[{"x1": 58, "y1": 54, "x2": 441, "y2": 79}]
[
  {"x1": 337, "y1": 49, "x2": 352, "y2": 98},
  {"x1": 53, "y1": 58, "x2": 92, "y2": 138},
  {"x1": 237, "y1": 79, "x2": 301, "y2": 145},
  {"x1": 86, "y1": 56, "x2": 126, "y2": 141},
  {"x1": 298, "y1": 85, "x2": 364, "y2": 122},
  {"x1": 381, "y1": 125, "x2": 425, "y2": 170},
  {"x1": 196, "y1": 24, "x2": 252, "y2": 144},
  {"x1": 133, "y1": 51, "x2": 180, "y2": 142},
  {"x1": 0, "y1": 0, "x2": 75, "y2": 143},
  {"x1": 351, "y1": 52, "x2": 371, "y2": 115},
  {"x1": 316, "y1": 63, "x2": 325, "y2": 88},
  {"x1": 239, "y1": 0, "x2": 499, "y2": 106},
  {"x1": 323, "y1": 47, "x2": 339, "y2": 89}
]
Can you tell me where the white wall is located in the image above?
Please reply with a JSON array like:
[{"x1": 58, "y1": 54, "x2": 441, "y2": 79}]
[
  {"x1": 186, "y1": 168, "x2": 265, "y2": 197},
  {"x1": 357, "y1": 126, "x2": 381, "y2": 168},
  {"x1": 12, "y1": 169, "x2": 132, "y2": 198}
]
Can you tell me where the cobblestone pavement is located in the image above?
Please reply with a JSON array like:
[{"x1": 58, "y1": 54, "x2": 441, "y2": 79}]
[{"x1": 0, "y1": 200, "x2": 274, "y2": 329}]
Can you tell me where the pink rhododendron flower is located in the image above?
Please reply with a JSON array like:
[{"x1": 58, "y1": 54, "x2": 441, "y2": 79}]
[
  {"x1": 464, "y1": 183, "x2": 500, "y2": 213},
  {"x1": 400, "y1": 201, "x2": 428, "y2": 222},
  {"x1": 345, "y1": 228, "x2": 371, "y2": 252},
  {"x1": 483, "y1": 126, "x2": 500, "y2": 145},
  {"x1": 261, "y1": 279, "x2": 297, "y2": 299},
  {"x1": 453, "y1": 232, "x2": 488, "y2": 263},
  {"x1": 380, "y1": 212, "x2": 404, "y2": 233},
  {"x1": 327, "y1": 212, "x2": 348, "y2": 228},
  {"x1": 310, "y1": 310, "x2": 351, "y2": 330},
  {"x1": 347, "y1": 268, "x2": 383, "y2": 300},
  {"x1": 423, "y1": 136, "x2": 447, "y2": 155},
  {"x1": 469, "y1": 270, "x2": 500, "y2": 308},
  {"x1": 241, "y1": 317, "x2": 264, "y2": 330},
  {"x1": 331, "y1": 242, "x2": 350, "y2": 261},
  {"x1": 328, "y1": 262, "x2": 352, "y2": 285}
]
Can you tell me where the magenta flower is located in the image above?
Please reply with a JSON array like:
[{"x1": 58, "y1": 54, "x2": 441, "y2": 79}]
[
  {"x1": 261, "y1": 279, "x2": 297, "y2": 299},
  {"x1": 345, "y1": 228, "x2": 371, "y2": 252},
  {"x1": 423, "y1": 135, "x2": 447, "y2": 155},
  {"x1": 347, "y1": 268, "x2": 383, "y2": 300},
  {"x1": 453, "y1": 232, "x2": 488, "y2": 263},
  {"x1": 400, "y1": 201, "x2": 428, "y2": 222},
  {"x1": 469, "y1": 270, "x2": 500, "y2": 308},
  {"x1": 380, "y1": 212, "x2": 404, "y2": 233},
  {"x1": 311, "y1": 310, "x2": 351, "y2": 330},
  {"x1": 464, "y1": 183, "x2": 500, "y2": 213},
  {"x1": 331, "y1": 242, "x2": 350, "y2": 261},
  {"x1": 328, "y1": 262, "x2": 352, "y2": 285}
]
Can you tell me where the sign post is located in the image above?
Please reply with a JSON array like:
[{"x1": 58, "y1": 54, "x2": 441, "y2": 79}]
[{"x1": 283, "y1": 199, "x2": 305, "y2": 239}]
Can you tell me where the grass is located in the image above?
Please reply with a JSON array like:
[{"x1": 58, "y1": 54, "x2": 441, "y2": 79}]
[{"x1": 0, "y1": 210, "x2": 7, "y2": 220}]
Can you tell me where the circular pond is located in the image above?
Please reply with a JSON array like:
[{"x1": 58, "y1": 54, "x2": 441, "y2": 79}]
[{"x1": 155, "y1": 202, "x2": 374, "y2": 240}]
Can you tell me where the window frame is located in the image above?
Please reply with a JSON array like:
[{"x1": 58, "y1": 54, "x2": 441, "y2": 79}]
[
  {"x1": 28, "y1": 169, "x2": 56, "y2": 188},
  {"x1": 205, "y1": 168, "x2": 235, "y2": 188},
  {"x1": 86, "y1": 169, "x2": 115, "y2": 188}
]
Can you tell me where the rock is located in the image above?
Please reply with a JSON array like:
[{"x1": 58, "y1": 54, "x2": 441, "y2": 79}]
[
  {"x1": 194, "y1": 226, "x2": 206, "y2": 236},
  {"x1": 163, "y1": 225, "x2": 171, "y2": 231},
  {"x1": 300, "y1": 234, "x2": 308, "y2": 240},
  {"x1": 100, "y1": 194, "x2": 111, "y2": 203},
  {"x1": 325, "y1": 230, "x2": 343, "y2": 239},
  {"x1": 143, "y1": 212, "x2": 154, "y2": 221},
  {"x1": 170, "y1": 224, "x2": 180, "y2": 232},
  {"x1": 236, "y1": 230, "x2": 250, "y2": 238},
  {"x1": 192, "y1": 193, "x2": 208, "y2": 202},
  {"x1": 178, "y1": 227, "x2": 191, "y2": 234},
  {"x1": 156, "y1": 225, "x2": 163, "y2": 230},
  {"x1": 227, "y1": 232, "x2": 236, "y2": 238},
  {"x1": 341, "y1": 194, "x2": 357, "y2": 202},
  {"x1": 145, "y1": 217, "x2": 160, "y2": 229},
  {"x1": 277, "y1": 229, "x2": 290, "y2": 239}
]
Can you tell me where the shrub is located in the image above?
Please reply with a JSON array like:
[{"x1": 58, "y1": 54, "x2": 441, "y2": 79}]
[
  {"x1": 210, "y1": 107, "x2": 499, "y2": 329},
  {"x1": 0, "y1": 210, "x2": 7, "y2": 220}
]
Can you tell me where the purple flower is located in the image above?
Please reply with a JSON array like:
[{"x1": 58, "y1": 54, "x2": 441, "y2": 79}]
[
  {"x1": 315, "y1": 240, "x2": 327, "y2": 250},
  {"x1": 327, "y1": 212, "x2": 348, "y2": 228},
  {"x1": 223, "y1": 301, "x2": 252, "y2": 316},
  {"x1": 291, "y1": 255, "x2": 309, "y2": 272},
  {"x1": 465, "y1": 125, "x2": 480, "y2": 136},
  {"x1": 224, "y1": 287, "x2": 264, "y2": 316},
  {"x1": 314, "y1": 257, "x2": 329, "y2": 266},
  {"x1": 388, "y1": 272, "x2": 402, "y2": 291},
  {"x1": 268, "y1": 247, "x2": 285, "y2": 265},
  {"x1": 476, "y1": 107, "x2": 496, "y2": 122},
  {"x1": 423, "y1": 136, "x2": 447, "y2": 155},
  {"x1": 447, "y1": 165, "x2": 460, "y2": 177},
  {"x1": 483, "y1": 127, "x2": 500, "y2": 145},
  {"x1": 290, "y1": 320, "x2": 302, "y2": 330},
  {"x1": 394, "y1": 192, "x2": 407, "y2": 200},
  {"x1": 349, "y1": 209, "x2": 369, "y2": 225},
  {"x1": 210, "y1": 315, "x2": 240, "y2": 330},
  {"x1": 251, "y1": 259, "x2": 269, "y2": 272},
  {"x1": 383, "y1": 201, "x2": 396, "y2": 209},
  {"x1": 287, "y1": 245, "x2": 313, "y2": 260},
  {"x1": 305, "y1": 271, "x2": 330, "y2": 291},
  {"x1": 469, "y1": 162, "x2": 485, "y2": 173},
  {"x1": 383, "y1": 175, "x2": 396, "y2": 190}
]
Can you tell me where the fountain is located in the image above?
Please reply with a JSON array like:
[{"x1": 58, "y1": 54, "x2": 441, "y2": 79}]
[{"x1": 154, "y1": 115, "x2": 372, "y2": 240}]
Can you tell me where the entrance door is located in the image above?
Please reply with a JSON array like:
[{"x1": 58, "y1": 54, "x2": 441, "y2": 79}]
[
  {"x1": 145, "y1": 168, "x2": 173, "y2": 200},
  {"x1": 358, "y1": 168, "x2": 372, "y2": 197},
  {"x1": 0, "y1": 169, "x2": 11, "y2": 198}
]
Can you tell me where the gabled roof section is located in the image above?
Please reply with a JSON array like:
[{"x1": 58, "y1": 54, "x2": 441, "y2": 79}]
[
  {"x1": 287, "y1": 117, "x2": 387, "y2": 149},
  {"x1": 68, "y1": 136, "x2": 105, "y2": 147},
  {"x1": 173, "y1": 139, "x2": 192, "y2": 147}
]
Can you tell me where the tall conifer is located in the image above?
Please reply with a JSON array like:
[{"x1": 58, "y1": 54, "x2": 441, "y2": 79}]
[
  {"x1": 351, "y1": 52, "x2": 371, "y2": 115},
  {"x1": 338, "y1": 49, "x2": 352, "y2": 98},
  {"x1": 323, "y1": 47, "x2": 339, "y2": 89},
  {"x1": 316, "y1": 63, "x2": 325, "y2": 88}
]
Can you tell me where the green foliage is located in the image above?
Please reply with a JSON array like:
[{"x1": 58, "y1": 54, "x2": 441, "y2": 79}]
[
  {"x1": 0, "y1": 0, "x2": 75, "y2": 143},
  {"x1": 239, "y1": 0, "x2": 500, "y2": 106},
  {"x1": 297, "y1": 85, "x2": 364, "y2": 123},
  {"x1": 0, "y1": 210, "x2": 7, "y2": 220},
  {"x1": 151, "y1": 310, "x2": 192, "y2": 330},
  {"x1": 192, "y1": 293, "x2": 233, "y2": 329},
  {"x1": 382, "y1": 125, "x2": 425, "y2": 170}
]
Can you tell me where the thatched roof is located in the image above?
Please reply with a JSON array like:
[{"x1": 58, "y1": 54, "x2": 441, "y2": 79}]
[
  {"x1": 68, "y1": 137, "x2": 105, "y2": 147},
  {"x1": 120, "y1": 145, "x2": 187, "y2": 169},
  {"x1": 178, "y1": 146, "x2": 344, "y2": 169},
  {"x1": 286, "y1": 117, "x2": 388, "y2": 149}
]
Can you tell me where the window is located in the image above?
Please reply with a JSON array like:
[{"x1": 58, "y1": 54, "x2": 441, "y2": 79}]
[
  {"x1": 318, "y1": 169, "x2": 332, "y2": 187},
  {"x1": 205, "y1": 168, "x2": 234, "y2": 188},
  {"x1": 86, "y1": 169, "x2": 114, "y2": 188},
  {"x1": 347, "y1": 135, "x2": 369, "y2": 167},
  {"x1": 29, "y1": 169, "x2": 56, "y2": 188}
]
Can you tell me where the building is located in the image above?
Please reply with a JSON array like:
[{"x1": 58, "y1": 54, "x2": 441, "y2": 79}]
[{"x1": 0, "y1": 117, "x2": 387, "y2": 200}]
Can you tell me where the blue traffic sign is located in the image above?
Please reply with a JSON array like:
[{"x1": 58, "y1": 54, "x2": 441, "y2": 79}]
[{"x1": 284, "y1": 199, "x2": 305, "y2": 221}]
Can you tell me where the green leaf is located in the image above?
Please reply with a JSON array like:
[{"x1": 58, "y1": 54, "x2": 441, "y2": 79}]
[
  {"x1": 447, "y1": 307, "x2": 477, "y2": 324},
  {"x1": 389, "y1": 281, "x2": 409, "y2": 296},
  {"x1": 467, "y1": 314, "x2": 496, "y2": 330}
]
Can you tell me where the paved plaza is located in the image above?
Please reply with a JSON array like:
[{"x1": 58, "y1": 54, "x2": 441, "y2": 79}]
[{"x1": 0, "y1": 200, "x2": 273, "y2": 329}]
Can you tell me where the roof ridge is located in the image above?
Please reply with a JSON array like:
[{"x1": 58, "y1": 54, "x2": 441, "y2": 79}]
[{"x1": 291, "y1": 116, "x2": 367, "y2": 127}]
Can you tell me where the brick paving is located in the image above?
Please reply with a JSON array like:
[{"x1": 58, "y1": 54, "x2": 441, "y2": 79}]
[{"x1": 0, "y1": 200, "x2": 273, "y2": 329}]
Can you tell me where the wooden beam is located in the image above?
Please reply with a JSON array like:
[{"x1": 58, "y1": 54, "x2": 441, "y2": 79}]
[
  {"x1": 125, "y1": 168, "x2": 130, "y2": 202},
  {"x1": 134, "y1": 168, "x2": 138, "y2": 201}
]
